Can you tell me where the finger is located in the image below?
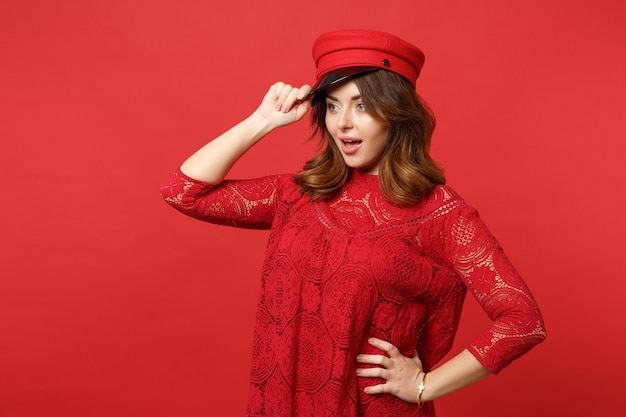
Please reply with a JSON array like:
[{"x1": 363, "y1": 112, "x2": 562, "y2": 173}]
[
  {"x1": 363, "y1": 382, "x2": 391, "y2": 395},
  {"x1": 295, "y1": 97, "x2": 312, "y2": 118},
  {"x1": 274, "y1": 83, "x2": 294, "y2": 110},
  {"x1": 282, "y1": 84, "x2": 313, "y2": 113},
  {"x1": 298, "y1": 84, "x2": 311, "y2": 101},
  {"x1": 280, "y1": 87, "x2": 302, "y2": 113},
  {"x1": 270, "y1": 82, "x2": 286, "y2": 99},
  {"x1": 295, "y1": 84, "x2": 313, "y2": 103},
  {"x1": 368, "y1": 337, "x2": 401, "y2": 358},
  {"x1": 356, "y1": 366, "x2": 388, "y2": 379},
  {"x1": 356, "y1": 354, "x2": 392, "y2": 368},
  {"x1": 272, "y1": 81, "x2": 286, "y2": 90}
]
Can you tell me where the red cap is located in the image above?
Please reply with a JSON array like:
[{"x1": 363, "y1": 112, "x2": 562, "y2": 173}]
[{"x1": 311, "y1": 29, "x2": 425, "y2": 93}]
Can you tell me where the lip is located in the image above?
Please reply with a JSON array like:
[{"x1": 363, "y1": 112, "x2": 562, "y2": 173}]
[{"x1": 338, "y1": 136, "x2": 363, "y2": 155}]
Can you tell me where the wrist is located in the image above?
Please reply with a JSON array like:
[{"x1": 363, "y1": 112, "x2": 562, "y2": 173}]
[
  {"x1": 247, "y1": 111, "x2": 276, "y2": 139},
  {"x1": 416, "y1": 372, "x2": 428, "y2": 407}
]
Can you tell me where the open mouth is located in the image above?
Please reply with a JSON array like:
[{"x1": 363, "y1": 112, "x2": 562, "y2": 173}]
[{"x1": 341, "y1": 139, "x2": 362, "y2": 154}]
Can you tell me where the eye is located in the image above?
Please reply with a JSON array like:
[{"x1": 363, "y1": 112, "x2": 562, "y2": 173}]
[
  {"x1": 356, "y1": 103, "x2": 366, "y2": 111},
  {"x1": 326, "y1": 102, "x2": 339, "y2": 112}
]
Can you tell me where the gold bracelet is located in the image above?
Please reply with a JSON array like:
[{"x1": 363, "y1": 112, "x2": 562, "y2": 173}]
[{"x1": 417, "y1": 372, "x2": 427, "y2": 407}]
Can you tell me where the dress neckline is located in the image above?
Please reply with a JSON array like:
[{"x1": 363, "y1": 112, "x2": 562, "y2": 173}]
[{"x1": 348, "y1": 168, "x2": 380, "y2": 185}]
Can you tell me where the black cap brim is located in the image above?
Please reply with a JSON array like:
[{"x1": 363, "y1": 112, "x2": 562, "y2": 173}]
[{"x1": 309, "y1": 67, "x2": 381, "y2": 96}]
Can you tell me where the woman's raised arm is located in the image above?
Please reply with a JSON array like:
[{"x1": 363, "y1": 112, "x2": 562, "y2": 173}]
[{"x1": 180, "y1": 82, "x2": 312, "y2": 184}]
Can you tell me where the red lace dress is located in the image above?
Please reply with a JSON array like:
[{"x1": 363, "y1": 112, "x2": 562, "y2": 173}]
[{"x1": 161, "y1": 169, "x2": 546, "y2": 417}]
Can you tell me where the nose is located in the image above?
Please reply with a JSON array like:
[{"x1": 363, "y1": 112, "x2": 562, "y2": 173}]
[{"x1": 336, "y1": 109, "x2": 353, "y2": 130}]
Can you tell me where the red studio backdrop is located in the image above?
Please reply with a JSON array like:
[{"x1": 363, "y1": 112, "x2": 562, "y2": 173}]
[{"x1": 1, "y1": 1, "x2": 625, "y2": 416}]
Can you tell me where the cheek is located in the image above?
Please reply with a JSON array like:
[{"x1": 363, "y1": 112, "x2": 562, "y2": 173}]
[
  {"x1": 324, "y1": 115, "x2": 335, "y2": 133},
  {"x1": 363, "y1": 115, "x2": 388, "y2": 135},
  {"x1": 372, "y1": 126, "x2": 390, "y2": 149}
]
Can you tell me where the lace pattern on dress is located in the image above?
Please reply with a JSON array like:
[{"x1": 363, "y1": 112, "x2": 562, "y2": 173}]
[{"x1": 161, "y1": 169, "x2": 546, "y2": 416}]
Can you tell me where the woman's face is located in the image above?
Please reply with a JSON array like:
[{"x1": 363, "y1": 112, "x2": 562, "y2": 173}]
[{"x1": 324, "y1": 80, "x2": 390, "y2": 175}]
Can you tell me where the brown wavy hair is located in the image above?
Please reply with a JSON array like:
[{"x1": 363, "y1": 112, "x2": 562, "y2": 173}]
[{"x1": 294, "y1": 70, "x2": 445, "y2": 206}]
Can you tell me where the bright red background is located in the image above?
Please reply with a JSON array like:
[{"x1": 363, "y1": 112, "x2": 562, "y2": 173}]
[{"x1": 2, "y1": 1, "x2": 625, "y2": 416}]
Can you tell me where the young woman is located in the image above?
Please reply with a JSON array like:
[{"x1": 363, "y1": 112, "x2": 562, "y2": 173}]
[{"x1": 161, "y1": 29, "x2": 546, "y2": 417}]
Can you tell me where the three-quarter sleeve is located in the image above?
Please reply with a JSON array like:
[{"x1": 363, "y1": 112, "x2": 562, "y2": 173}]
[
  {"x1": 427, "y1": 203, "x2": 546, "y2": 374},
  {"x1": 160, "y1": 169, "x2": 283, "y2": 230}
]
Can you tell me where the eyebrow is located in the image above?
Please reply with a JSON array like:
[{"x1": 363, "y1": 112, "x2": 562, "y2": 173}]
[{"x1": 326, "y1": 93, "x2": 361, "y2": 101}]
